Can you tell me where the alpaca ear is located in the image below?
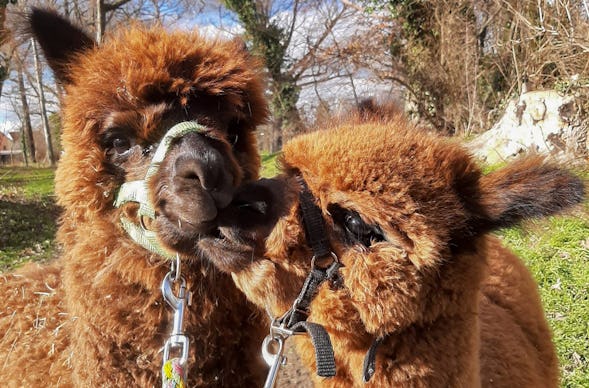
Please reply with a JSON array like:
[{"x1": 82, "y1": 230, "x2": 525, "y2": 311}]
[
  {"x1": 471, "y1": 156, "x2": 585, "y2": 232},
  {"x1": 27, "y1": 8, "x2": 95, "y2": 85}
]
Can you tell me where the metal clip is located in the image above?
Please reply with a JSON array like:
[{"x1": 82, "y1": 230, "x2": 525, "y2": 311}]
[
  {"x1": 261, "y1": 316, "x2": 305, "y2": 388},
  {"x1": 262, "y1": 333, "x2": 287, "y2": 388},
  {"x1": 161, "y1": 271, "x2": 192, "y2": 366}
]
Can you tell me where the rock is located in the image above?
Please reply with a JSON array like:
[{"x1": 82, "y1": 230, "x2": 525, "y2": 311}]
[{"x1": 469, "y1": 90, "x2": 587, "y2": 164}]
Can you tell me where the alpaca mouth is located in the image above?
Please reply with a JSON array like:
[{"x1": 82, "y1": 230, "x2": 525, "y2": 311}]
[
  {"x1": 198, "y1": 227, "x2": 257, "y2": 273},
  {"x1": 197, "y1": 194, "x2": 271, "y2": 272}
]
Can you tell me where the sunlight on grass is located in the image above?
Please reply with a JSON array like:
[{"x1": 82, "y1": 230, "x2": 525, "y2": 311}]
[
  {"x1": 0, "y1": 167, "x2": 59, "y2": 270},
  {"x1": 261, "y1": 151, "x2": 280, "y2": 177},
  {"x1": 0, "y1": 167, "x2": 55, "y2": 198}
]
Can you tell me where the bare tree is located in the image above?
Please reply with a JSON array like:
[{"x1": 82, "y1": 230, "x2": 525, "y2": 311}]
[
  {"x1": 0, "y1": 0, "x2": 17, "y2": 103},
  {"x1": 222, "y1": 0, "x2": 356, "y2": 151},
  {"x1": 94, "y1": 0, "x2": 132, "y2": 43},
  {"x1": 32, "y1": 38, "x2": 55, "y2": 164},
  {"x1": 15, "y1": 51, "x2": 35, "y2": 163},
  {"x1": 345, "y1": 0, "x2": 589, "y2": 136}
]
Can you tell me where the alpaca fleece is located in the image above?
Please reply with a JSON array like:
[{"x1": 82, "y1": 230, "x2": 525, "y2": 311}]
[
  {"x1": 200, "y1": 118, "x2": 585, "y2": 387},
  {"x1": 0, "y1": 9, "x2": 268, "y2": 386}
]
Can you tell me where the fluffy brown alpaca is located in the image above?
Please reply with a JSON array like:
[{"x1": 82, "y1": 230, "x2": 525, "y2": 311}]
[
  {"x1": 0, "y1": 9, "x2": 269, "y2": 386},
  {"x1": 200, "y1": 118, "x2": 585, "y2": 387}
]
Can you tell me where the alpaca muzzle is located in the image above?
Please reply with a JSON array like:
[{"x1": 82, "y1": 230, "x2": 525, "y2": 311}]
[{"x1": 114, "y1": 121, "x2": 207, "y2": 259}]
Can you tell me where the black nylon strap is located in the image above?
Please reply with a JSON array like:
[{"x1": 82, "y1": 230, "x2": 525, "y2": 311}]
[
  {"x1": 362, "y1": 337, "x2": 383, "y2": 382},
  {"x1": 287, "y1": 267, "x2": 329, "y2": 327},
  {"x1": 297, "y1": 176, "x2": 332, "y2": 259},
  {"x1": 271, "y1": 176, "x2": 340, "y2": 380},
  {"x1": 291, "y1": 321, "x2": 337, "y2": 377}
]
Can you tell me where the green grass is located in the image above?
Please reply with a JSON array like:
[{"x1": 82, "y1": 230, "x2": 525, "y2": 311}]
[
  {"x1": 261, "y1": 151, "x2": 280, "y2": 177},
  {"x1": 0, "y1": 167, "x2": 60, "y2": 270},
  {"x1": 0, "y1": 167, "x2": 55, "y2": 197},
  {"x1": 1, "y1": 162, "x2": 588, "y2": 385}
]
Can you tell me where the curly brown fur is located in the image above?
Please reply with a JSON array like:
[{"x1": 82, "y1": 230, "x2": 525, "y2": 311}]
[
  {"x1": 0, "y1": 8, "x2": 269, "y2": 386},
  {"x1": 200, "y1": 118, "x2": 585, "y2": 387}
]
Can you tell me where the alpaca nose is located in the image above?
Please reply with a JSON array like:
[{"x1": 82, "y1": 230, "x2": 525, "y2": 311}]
[{"x1": 172, "y1": 137, "x2": 234, "y2": 209}]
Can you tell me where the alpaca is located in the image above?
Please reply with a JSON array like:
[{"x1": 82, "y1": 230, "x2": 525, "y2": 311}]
[
  {"x1": 199, "y1": 118, "x2": 585, "y2": 387},
  {"x1": 0, "y1": 9, "x2": 269, "y2": 386}
]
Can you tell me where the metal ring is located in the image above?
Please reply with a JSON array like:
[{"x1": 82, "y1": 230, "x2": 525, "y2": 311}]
[
  {"x1": 170, "y1": 253, "x2": 181, "y2": 283},
  {"x1": 311, "y1": 251, "x2": 339, "y2": 269},
  {"x1": 139, "y1": 215, "x2": 150, "y2": 231},
  {"x1": 262, "y1": 335, "x2": 284, "y2": 366}
]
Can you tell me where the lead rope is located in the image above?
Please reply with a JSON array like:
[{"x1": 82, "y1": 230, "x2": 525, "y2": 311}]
[{"x1": 161, "y1": 254, "x2": 192, "y2": 388}]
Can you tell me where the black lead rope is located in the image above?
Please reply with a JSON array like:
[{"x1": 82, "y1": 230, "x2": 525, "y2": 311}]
[
  {"x1": 362, "y1": 337, "x2": 383, "y2": 382},
  {"x1": 297, "y1": 176, "x2": 333, "y2": 259},
  {"x1": 264, "y1": 176, "x2": 383, "y2": 386}
]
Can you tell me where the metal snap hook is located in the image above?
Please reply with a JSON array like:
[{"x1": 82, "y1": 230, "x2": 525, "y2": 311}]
[
  {"x1": 169, "y1": 253, "x2": 181, "y2": 284},
  {"x1": 262, "y1": 334, "x2": 287, "y2": 388}
]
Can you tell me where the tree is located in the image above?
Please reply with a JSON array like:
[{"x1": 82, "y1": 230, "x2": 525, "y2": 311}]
[
  {"x1": 32, "y1": 38, "x2": 55, "y2": 165},
  {"x1": 222, "y1": 0, "x2": 354, "y2": 151},
  {"x1": 94, "y1": 0, "x2": 133, "y2": 43},
  {"x1": 0, "y1": 0, "x2": 17, "y2": 102},
  {"x1": 15, "y1": 52, "x2": 35, "y2": 164},
  {"x1": 351, "y1": 0, "x2": 589, "y2": 135}
]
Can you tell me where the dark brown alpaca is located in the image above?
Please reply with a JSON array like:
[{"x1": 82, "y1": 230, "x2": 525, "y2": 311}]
[
  {"x1": 0, "y1": 9, "x2": 268, "y2": 386},
  {"x1": 200, "y1": 118, "x2": 585, "y2": 387}
]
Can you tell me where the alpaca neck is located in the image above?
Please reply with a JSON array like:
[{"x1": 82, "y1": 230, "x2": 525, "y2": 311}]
[
  {"x1": 384, "y1": 311, "x2": 481, "y2": 387},
  {"x1": 317, "y1": 308, "x2": 481, "y2": 387}
]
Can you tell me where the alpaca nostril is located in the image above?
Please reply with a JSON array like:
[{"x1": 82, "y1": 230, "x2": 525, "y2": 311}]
[{"x1": 174, "y1": 156, "x2": 217, "y2": 190}]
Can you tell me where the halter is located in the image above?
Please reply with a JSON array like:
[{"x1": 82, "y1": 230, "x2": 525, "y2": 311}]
[
  {"x1": 262, "y1": 176, "x2": 384, "y2": 385},
  {"x1": 113, "y1": 121, "x2": 205, "y2": 387},
  {"x1": 261, "y1": 176, "x2": 341, "y2": 388},
  {"x1": 114, "y1": 121, "x2": 207, "y2": 259}
]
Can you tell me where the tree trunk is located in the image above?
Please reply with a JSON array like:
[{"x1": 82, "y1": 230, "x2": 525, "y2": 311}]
[
  {"x1": 32, "y1": 39, "x2": 56, "y2": 165},
  {"x1": 0, "y1": 2, "x2": 12, "y2": 103},
  {"x1": 16, "y1": 63, "x2": 36, "y2": 164},
  {"x1": 95, "y1": 0, "x2": 105, "y2": 43},
  {"x1": 20, "y1": 126, "x2": 28, "y2": 166},
  {"x1": 270, "y1": 77, "x2": 302, "y2": 152}
]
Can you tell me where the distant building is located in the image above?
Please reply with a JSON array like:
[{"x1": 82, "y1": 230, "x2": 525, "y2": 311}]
[
  {"x1": 0, "y1": 126, "x2": 57, "y2": 165},
  {"x1": 0, "y1": 132, "x2": 23, "y2": 165}
]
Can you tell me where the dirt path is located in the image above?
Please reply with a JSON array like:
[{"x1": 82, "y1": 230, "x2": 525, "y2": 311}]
[{"x1": 276, "y1": 342, "x2": 312, "y2": 388}]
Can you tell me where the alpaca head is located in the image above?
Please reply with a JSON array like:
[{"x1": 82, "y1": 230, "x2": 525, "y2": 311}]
[
  {"x1": 200, "y1": 121, "x2": 584, "y2": 337},
  {"x1": 28, "y1": 9, "x2": 267, "y2": 259}
]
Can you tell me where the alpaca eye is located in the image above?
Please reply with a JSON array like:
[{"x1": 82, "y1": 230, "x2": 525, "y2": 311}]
[
  {"x1": 227, "y1": 118, "x2": 241, "y2": 147},
  {"x1": 328, "y1": 204, "x2": 386, "y2": 248},
  {"x1": 103, "y1": 132, "x2": 136, "y2": 158},
  {"x1": 343, "y1": 212, "x2": 385, "y2": 247},
  {"x1": 112, "y1": 137, "x2": 131, "y2": 154},
  {"x1": 228, "y1": 133, "x2": 239, "y2": 146}
]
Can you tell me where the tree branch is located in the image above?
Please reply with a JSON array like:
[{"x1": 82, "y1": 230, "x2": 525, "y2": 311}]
[{"x1": 104, "y1": 0, "x2": 133, "y2": 12}]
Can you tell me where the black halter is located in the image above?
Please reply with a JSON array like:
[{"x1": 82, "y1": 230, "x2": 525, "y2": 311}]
[
  {"x1": 266, "y1": 175, "x2": 381, "y2": 383},
  {"x1": 294, "y1": 175, "x2": 383, "y2": 383},
  {"x1": 266, "y1": 176, "x2": 341, "y2": 379}
]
